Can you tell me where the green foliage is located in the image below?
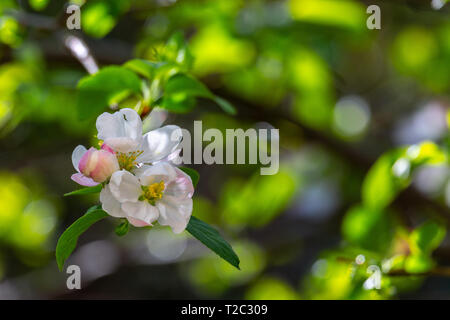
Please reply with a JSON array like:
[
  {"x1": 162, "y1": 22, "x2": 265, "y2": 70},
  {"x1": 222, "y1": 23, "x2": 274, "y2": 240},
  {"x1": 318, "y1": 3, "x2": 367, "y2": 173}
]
[
  {"x1": 186, "y1": 216, "x2": 240, "y2": 270},
  {"x1": 179, "y1": 167, "x2": 200, "y2": 188},
  {"x1": 342, "y1": 205, "x2": 395, "y2": 252},
  {"x1": 81, "y1": 0, "x2": 130, "y2": 38},
  {"x1": 221, "y1": 170, "x2": 296, "y2": 227},
  {"x1": 362, "y1": 149, "x2": 407, "y2": 211},
  {"x1": 115, "y1": 219, "x2": 129, "y2": 237},
  {"x1": 188, "y1": 240, "x2": 265, "y2": 295},
  {"x1": 410, "y1": 221, "x2": 446, "y2": 254},
  {"x1": 55, "y1": 205, "x2": 108, "y2": 271},
  {"x1": 362, "y1": 142, "x2": 447, "y2": 211},
  {"x1": 162, "y1": 74, "x2": 236, "y2": 114},
  {"x1": 64, "y1": 184, "x2": 103, "y2": 197},
  {"x1": 29, "y1": 0, "x2": 49, "y2": 11},
  {"x1": 245, "y1": 277, "x2": 300, "y2": 300},
  {"x1": 77, "y1": 66, "x2": 142, "y2": 120}
]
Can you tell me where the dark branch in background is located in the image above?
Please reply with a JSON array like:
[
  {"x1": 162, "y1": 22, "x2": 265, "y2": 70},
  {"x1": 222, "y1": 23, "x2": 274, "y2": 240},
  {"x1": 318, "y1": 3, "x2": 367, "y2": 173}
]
[{"x1": 3, "y1": 9, "x2": 449, "y2": 223}]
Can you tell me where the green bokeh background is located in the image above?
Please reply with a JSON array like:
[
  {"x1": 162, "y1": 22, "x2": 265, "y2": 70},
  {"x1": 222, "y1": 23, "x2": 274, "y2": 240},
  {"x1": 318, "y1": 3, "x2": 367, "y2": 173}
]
[{"x1": 0, "y1": 0, "x2": 449, "y2": 299}]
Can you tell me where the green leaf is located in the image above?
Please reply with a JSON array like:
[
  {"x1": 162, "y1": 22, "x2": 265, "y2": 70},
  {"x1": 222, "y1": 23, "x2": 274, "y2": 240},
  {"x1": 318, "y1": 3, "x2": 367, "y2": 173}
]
[
  {"x1": 163, "y1": 74, "x2": 236, "y2": 115},
  {"x1": 115, "y1": 219, "x2": 129, "y2": 237},
  {"x1": 405, "y1": 253, "x2": 434, "y2": 274},
  {"x1": 341, "y1": 205, "x2": 394, "y2": 252},
  {"x1": 64, "y1": 184, "x2": 102, "y2": 197},
  {"x1": 81, "y1": 0, "x2": 129, "y2": 38},
  {"x1": 161, "y1": 31, "x2": 194, "y2": 71},
  {"x1": 77, "y1": 66, "x2": 142, "y2": 120},
  {"x1": 124, "y1": 59, "x2": 163, "y2": 79},
  {"x1": 410, "y1": 221, "x2": 446, "y2": 254},
  {"x1": 362, "y1": 149, "x2": 407, "y2": 210},
  {"x1": 55, "y1": 206, "x2": 108, "y2": 271},
  {"x1": 186, "y1": 216, "x2": 240, "y2": 270},
  {"x1": 179, "y1": 167, "x2": 200, "y2": 187},
  {"x1": 29, "y1": 0, "x2": 49, "y2": 11}
]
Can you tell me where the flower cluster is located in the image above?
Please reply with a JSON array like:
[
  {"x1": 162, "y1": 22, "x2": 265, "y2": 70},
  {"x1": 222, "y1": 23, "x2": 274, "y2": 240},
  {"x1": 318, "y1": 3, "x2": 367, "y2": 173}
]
[{"x1": 70, "y1": 108, "x2": 193, "y2": 233}]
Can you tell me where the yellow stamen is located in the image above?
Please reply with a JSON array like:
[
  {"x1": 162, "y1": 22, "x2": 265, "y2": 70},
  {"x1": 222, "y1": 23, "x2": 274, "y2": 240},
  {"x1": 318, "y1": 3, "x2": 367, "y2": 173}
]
[
  {"x1": 116, "y1": 150, "x2": 144, "y2": 171},
  {"x1": 139, "y1": 181, "x2": 165, "y2": 205}
]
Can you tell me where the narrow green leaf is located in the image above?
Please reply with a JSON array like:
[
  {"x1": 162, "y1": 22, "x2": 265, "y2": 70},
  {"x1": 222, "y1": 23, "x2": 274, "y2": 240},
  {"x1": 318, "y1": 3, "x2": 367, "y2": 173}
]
[
  {"x1": 77, "y1": 66, "x2": 142, "y2": 120},
  {"x1": 115, "y1": 219, "x2": 129, "y2": 237},
  {"x1": 64, "y1": 184, "x2": 102, "y2": 197},
  {"x1": 55, "y1": 206, "x2": 108, "y2": 271},
  {"x1": 179, "y1": 167, "x2": 200, "y2": 188},
  {"x1": 186, "y1": 216, "x2": 240, "y2": 270}
]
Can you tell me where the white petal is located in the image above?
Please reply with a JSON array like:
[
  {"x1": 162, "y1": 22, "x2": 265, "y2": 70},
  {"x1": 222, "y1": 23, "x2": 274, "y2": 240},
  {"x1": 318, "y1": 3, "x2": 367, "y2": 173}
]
[
  {"x1": 104, "y1": 137, "x2": 141, "y2": 153},
  {"x1": 165, "y1": 167, "x2": 195, "y2": 199},
  {"x1": 142, "y1": 107, "x2": 168, "y2": 133},
  {"x1": 136, "y1": 162, "x2": 177, "y2": 186},
  {"x1": 157, "y1": 196, "x2": 193, "y2": 234},
  {"x1": 100, "y1": 185, "x2": 126, "y2": 218},
  {"x1": 72, "y1": 145, "x2": 87, "y2": 172},
  {"x1": 109, "y1": 170, "x2": 141, "y2": 202},
  {"x1": 96, "y1": 108, "x2": 142, "y2": 144},
  {"x1": 122, "y1": 201, "x2": 159, "y2": 226},
  {"x1": 139, "y1": 125, "x2": 182, "y2": 163}
]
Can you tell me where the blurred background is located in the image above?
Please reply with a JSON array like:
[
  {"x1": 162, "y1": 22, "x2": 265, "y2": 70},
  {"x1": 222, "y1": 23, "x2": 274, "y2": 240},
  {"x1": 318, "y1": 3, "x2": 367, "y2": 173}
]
[{"x1": 0, "y1": 0, "x2": 449, "y2": 299}]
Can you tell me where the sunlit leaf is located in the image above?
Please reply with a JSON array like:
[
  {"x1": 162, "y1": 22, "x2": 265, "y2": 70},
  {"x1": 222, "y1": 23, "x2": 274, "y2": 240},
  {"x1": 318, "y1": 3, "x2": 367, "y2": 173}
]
[
  {"x1": 410, "y1": 221, "x2": 446, "y2": 254},
  {"x1": 362, "y1": 149, "x2": 407, "y2": 210},
  {"x1": 29, "y1": 0, "x2": 49, "y2": 11},
  {"x1": 162, "y1": 74, "x2": 236, "y2": 114},
  {"x1": 404, "y1": 253, "x2": 434, "y2": 274},
  {"x1": 77, "y1": 66, "x2": 142, "y2": 119},
  {"x1": 341, "y1": 205, "x2": 394, "y2": 252},
  {"x1": 245, "y1": 277, "x2": 300, "y2": 300},
  {"x1": 81, "y1": 0, "x2": 130, "y2": 38},
  {"x1": 124, "y1": 59, "x2": 163, "y2": 79},
  {"x1": 161, "y1": 31, "x2": 194, "y2": 71}
]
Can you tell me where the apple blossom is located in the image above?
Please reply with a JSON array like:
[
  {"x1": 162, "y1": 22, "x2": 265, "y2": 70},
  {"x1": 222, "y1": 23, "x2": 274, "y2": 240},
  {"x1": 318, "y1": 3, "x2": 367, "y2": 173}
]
[
  {"x1": 100, "y1": 162, "x2": 194, "y2": 233},
  {"x1": 96, "y1": 108, "x2": 183, "y2": 171},
  {"x1": 71, "y1": 144, "x2": 119, "y2": 186}
]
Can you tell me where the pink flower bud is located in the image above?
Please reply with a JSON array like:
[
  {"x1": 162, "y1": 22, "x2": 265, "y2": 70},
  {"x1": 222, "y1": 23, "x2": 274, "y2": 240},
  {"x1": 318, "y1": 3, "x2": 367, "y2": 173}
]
[{"x1": 78, "y1": 147, "x2": 119, "y2": 183}]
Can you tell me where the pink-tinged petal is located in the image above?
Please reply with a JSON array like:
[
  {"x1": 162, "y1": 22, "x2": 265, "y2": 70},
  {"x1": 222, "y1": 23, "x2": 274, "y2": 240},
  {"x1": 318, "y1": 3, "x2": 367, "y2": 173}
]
[
  {"x1": 157, "y1": 196, "x2": 192, "y2": 234},
  {"x1": 72, "y1": 145, "x2": 87, "y2": 172},
  {"x1": 127, "y1": 217, "x2": 152, "y2": 227},
  {"x1": 165, "y1": 167, "x2": 195, "y2": 199},
  {"x1": 71, "y1": 173, "x2": 99, "y2": 187},
  {"x1": 101, "y1": 143, "x2": 115, "y2": 154},
  {"x1": 122, "y1": 201, "x2": 159, "y2": 227},
  {"x1": 79, "y1": 148, "x2": 119, "y2": 183},
  {"x1": 78, "y1": 147, "x2": 96, "y2": 173}
]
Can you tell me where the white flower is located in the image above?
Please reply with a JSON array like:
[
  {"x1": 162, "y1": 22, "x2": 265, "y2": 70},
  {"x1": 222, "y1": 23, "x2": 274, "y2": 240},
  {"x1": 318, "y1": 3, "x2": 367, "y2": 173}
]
[
  {"x1": 96, "y1": 108, "x2": 182, "y2": 170},
  {"x1": 100, "y1": 162, "x2": 194, "y2": 233}
]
